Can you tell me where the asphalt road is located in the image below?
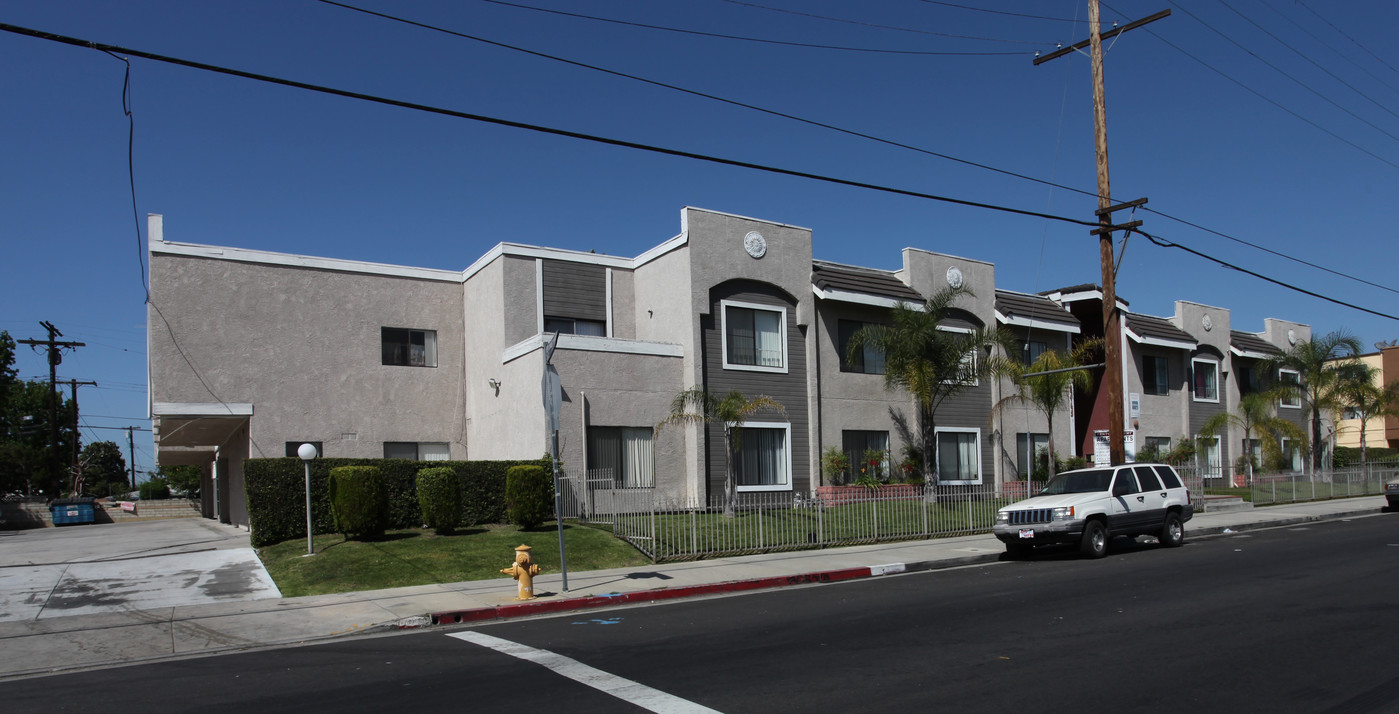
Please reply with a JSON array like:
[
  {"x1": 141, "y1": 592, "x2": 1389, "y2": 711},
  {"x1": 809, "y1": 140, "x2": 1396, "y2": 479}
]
[{"x1": 9, "y1": 513, "x2": 1399, "y2": 713}]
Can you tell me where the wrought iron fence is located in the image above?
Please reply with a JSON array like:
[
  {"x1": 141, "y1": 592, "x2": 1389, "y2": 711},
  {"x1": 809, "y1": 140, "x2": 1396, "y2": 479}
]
[
  {"x1": 1249, "y1": 465, "x2": 1397, "y2": 506},
  {"x1": 583, "y1": 484, "x2": 1025, "y2": 563}
]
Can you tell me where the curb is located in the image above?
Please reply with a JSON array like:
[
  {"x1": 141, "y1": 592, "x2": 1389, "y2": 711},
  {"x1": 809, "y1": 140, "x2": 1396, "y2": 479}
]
[{"x1": 424, "y1": 552, "x2": 1006, "y2": 627}]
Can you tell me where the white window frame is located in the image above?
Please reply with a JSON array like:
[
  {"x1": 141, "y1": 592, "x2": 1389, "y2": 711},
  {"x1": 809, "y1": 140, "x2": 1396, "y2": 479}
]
[
  {"x1": 934, "y1": 426, "x2": 983, "y2": 485},
  {"x1": 720, "y1": 299, "x2": 788, "y2": 374},
  {"x1": 734, "y1": 420, "x2": 793, "y2": 492},
  {"x1": 1191, "y1": 358, "x2": 1219, "y2": 403},
  {"x1": 1278, "y1": 368, "x2": 1302, "y2": 409},
  {"x1": 1197, "y1": 435, "x2": 1222, "y2": 479}
]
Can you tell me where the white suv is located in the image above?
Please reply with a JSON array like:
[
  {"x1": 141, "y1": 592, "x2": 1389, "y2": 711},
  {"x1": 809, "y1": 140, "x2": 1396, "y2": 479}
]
[{"x1": 993, "y1": 463, "x2": 1194, "y2": 558}]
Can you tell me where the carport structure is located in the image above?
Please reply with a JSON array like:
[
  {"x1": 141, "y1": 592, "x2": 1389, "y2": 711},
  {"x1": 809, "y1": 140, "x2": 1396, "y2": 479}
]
[{"x1": 151, "y1": 402, "x2": 253, "y2": 527}]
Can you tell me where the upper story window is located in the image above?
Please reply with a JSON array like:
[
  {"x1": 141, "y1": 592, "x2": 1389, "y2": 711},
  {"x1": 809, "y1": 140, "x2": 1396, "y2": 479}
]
[
  {"x1": 384, "y1": 442, "x2": 449, "y2": 460},
  {"x1": 1019, "y1": 340, "x2": 1047, "y2": 366},
  {"x1": 838, "y1": 320, "x2": 885, "y2": 374},
  {"x1": 1279, "y1": 369, "x2": 1301, "y2": 409},
  {"x1": 722, "y1": 300, "x2": 787, "y2": 373},
  {"x1": 544, "y1": 317, "x2": 606, "y2": 336},
  {"x1": 1142, "y1": 355, "x2": 1170, "y2": 396},
  {"x1": 382, "y1": 327, "x2": 437, "y2": 367},
  {"x1": 1192, "y1": 358, "x2": 1219, "y2": 402}
]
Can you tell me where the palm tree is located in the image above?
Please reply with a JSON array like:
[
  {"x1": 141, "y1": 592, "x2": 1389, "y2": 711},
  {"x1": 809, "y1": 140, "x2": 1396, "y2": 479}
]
[
  {"x1": 845, "y1": 285, "x2": 1013, "y2": 484},
  {"x1": 1199, "y1": 391, "x2": 1306, "y2": 486},
  {"x1": 1265, "y1": 330, "x2": 1363, "y2": 476},
  {"x1": 992, "y1": 338, "x2": 1102, "y2": 482},
  {"x1": 1334, "y1": 364, "x2": 1399, "y2": 476},
  {"x1": 658, "y1": 388, "x2": 784, "y2": 517}
]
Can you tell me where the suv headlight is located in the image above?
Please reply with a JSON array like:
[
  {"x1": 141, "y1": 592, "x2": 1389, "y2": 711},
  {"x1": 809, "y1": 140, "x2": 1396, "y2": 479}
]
[
  {"x1": 1052, "y1": 506, "x2": 1076, "y2": 521},
  {"x1": 995, "y1": 511, "x2": 1009, "y2": 525}
]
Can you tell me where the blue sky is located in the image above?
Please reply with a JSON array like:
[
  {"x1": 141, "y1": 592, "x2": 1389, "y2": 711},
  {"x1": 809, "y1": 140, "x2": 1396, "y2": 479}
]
[{"x1": 3, "y1": 0, "x2": 1396, "y2": 475}]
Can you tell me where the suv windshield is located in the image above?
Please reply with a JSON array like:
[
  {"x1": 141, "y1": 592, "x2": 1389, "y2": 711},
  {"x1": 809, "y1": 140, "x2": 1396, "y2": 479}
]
[{"x1": 1040, "y1": 469, "x2": 1114, "y2": 495}]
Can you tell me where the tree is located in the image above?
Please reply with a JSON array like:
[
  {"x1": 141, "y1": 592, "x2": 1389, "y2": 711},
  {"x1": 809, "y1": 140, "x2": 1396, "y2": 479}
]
[
  {"x1": 992, "y1": 338, "x2": 1102, "y2": 482},
  {"x1": 1265, "y1": 330, "x2": 1364, "y2": 476},
  {"x1": 658, "y1": 388, "x2": 784, "y2": 517},
  {"x1": 1199, "y1": 391, "x2": 1306, "y2": 486},
  {"x1": 79, "y1": 441, "x2": 128, "y2": 497},
  {"x1": 0, "y1": 379, "x2": 76, "y2": 495},
  {"x1": 158, "y1": 464, "x2": 202, "y2": 496},
  {"x1": 1333, "y1": 364, "x2": 1399, "y2": 476},
  {"x1": 845, "y1": 285, "x2": 1013, "y2": 484}
]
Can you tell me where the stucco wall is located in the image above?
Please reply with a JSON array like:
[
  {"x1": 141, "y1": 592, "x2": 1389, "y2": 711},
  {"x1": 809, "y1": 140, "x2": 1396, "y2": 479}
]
[{"x1": 149, "y1": 252, "x2": 466, "y2": 461}]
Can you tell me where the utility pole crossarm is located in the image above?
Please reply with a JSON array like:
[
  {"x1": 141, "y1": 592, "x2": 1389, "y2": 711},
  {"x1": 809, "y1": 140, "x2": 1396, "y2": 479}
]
[{"x1": 1032, "y1": 9, "x2": 1171, "y2": 65}]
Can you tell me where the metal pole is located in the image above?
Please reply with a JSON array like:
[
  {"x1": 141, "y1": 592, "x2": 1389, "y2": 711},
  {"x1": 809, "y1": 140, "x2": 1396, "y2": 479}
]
[
  {"x1": 305, "y1": 459, "x2": 313, "y2": 556},
  {"x1": 553, "y1": 430, "x2": 568, "y2": 591}
]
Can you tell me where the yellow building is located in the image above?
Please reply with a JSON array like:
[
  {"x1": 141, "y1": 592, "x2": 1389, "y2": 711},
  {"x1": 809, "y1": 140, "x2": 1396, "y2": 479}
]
[{"x1": 1331, "y1": 346, "x2": 1399, "y2": 450}]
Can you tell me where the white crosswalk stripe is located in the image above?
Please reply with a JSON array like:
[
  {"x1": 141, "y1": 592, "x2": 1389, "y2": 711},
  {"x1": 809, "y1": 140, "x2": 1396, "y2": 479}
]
[{"x1": 450, "y1": 631, "x2": 721, "y2": 713}]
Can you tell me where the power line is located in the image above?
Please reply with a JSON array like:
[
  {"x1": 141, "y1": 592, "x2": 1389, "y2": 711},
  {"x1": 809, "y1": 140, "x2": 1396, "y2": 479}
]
[
  {"x1": 0, "y1": 22, "x2": 1094, "y2": 228},
  {"x1": 1164, "y1": 1, "x2": 1399, "y2": 147},
  {"x1": 1293, "y1": 0, "x2": 1399, "y2": 80},
  {"x1": 1258, "y1": 0, "x2": 1399, "y2": 98},
  {"x1": 3, "y1": 21, "x2": 1394, "y2": 324},
  {"x1": 319, "y1": 0, "x2": 1397, "y2": 298},
  {"x1": 474, "y1": 0, "x2": 1031, "y2": 56},
  {"x1": 914, "y1": 0, "x2": 1104, "y2": 25},
  {"x1": 714, "y1": 0, "x2": 1056, "y2": 46},
  {"x1": 1214, "y1": 0, "x2": 1399, "y2": 122}
]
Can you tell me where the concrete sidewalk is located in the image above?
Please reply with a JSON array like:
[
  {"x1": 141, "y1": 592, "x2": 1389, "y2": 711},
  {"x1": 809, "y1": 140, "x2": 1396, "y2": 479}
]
[{"x1": 0, "y1": 495, "x2": 1388, "y2": 680}]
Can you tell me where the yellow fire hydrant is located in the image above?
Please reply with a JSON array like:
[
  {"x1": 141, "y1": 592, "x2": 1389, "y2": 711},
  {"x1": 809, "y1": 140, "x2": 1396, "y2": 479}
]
[{"x1": 501, "y1": 544, "x2": 542, "y2": 600}]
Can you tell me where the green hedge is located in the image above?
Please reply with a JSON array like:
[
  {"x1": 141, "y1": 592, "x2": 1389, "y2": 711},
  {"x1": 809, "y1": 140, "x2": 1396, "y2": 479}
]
[
  {"x1": 416, "y1": 467, "x2": 461, "y2": 535},
  {"x1": 329, "y1": 466, "x2": 387, "y2": 539},
  {"x1": 505, "y1": 464, "x2": 554, "y2": 529},
  {"x1": 1333, "y1": 446, "x2": 1398, "y2": 467},
  {"x1": 245, "y1": 457, "x2": 552, "y2": 547}
]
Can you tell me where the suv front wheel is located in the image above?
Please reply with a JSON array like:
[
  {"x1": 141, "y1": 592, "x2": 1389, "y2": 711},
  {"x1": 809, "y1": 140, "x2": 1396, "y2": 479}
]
[{"x1": 1080, "y1": 520, "x2": 1108, "y2": 559}]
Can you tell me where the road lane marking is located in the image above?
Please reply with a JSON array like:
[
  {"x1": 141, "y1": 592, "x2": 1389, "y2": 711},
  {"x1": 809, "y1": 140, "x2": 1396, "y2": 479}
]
[{"x1": 450, "y1": 631, "x2": 720, "y2": 713}]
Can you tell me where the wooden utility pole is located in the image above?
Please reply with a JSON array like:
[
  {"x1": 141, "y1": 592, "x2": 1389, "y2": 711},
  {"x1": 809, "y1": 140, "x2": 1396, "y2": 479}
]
[
  {"x1": 1035, "y1": 2, "x2": 1167, "y2": 465},
  {"x1": 17, "y1": 322, "x2": 85, "y2": 492}
]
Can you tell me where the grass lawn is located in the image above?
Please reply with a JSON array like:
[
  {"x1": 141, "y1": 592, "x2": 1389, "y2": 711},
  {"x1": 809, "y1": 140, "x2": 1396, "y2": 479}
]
[{"x1": 258, "y1": 522, "x2": 650, "y2": 597}]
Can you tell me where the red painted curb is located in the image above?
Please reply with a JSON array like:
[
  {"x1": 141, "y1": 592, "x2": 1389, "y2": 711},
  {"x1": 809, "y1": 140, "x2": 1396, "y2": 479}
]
[{"x1": 427, "y1": 565, "x2": 876, "y2": 626}]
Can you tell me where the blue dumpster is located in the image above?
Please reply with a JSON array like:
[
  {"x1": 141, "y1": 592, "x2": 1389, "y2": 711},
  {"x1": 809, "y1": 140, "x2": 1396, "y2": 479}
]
[{"x1": 50, "y1": 497, "x2": 97, "y2": 526}]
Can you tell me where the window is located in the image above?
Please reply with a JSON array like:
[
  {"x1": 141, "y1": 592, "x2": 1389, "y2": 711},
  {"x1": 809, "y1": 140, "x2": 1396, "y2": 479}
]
[
  {"x1": 1243, "y1": 438, "x2": 1262, "y2": 469},
  {"x1": 1342, "y1": 406, "x2": 1363, "y2": 420},
  {"x1": 383, "y1": 442, "x2": 449, "y2": 460},
  {"x1": 1198, "y1": 435, "x2": 1221, "y2": 478},
  {"x1": 544, "y1": 317, "x2": 606, "y2": 336},
  {"x1": 1192, "y1": 359, "x2": 1219, "y2": 402},
  {"x1": 1280, "y1": 438, "x2": 1303, "y2": 472},
  {"x1": 838, "y1": 320, "x2": 885, "y2": 374},
  {"x1": 1279, "y1": 369, "x2": 1301, "y2": 409},
  {"x1": 723, "y1": 301, "x2": 787, "y2": 372},
  {"x1": 1019, "y1": 340, "x2": 1048, "y2": 366},
  {"x1": 1144, "y1": 436, "x2": 1172, "y2": 453},
  {"x1": 734, "y1": 422, "x2": 791, "y2": 491},
  {"x1": 1237, "y1": 365, "x2": 1262, "y2": 395},
  {"x1": 1016, "y1": 433, "x2": 1050, "y2": 478},
  {"x1": 587, "y1": 427, "x2": 654, "y2": 488},
  {"x1": 935, "y1": 428, "x2": 982, "y2": 484},
  {"x1": 1112, "y1": 470, "x2": 1140, "y2": 497},
  {"x1": 842, "y1": 430, "x2": 890, "y2": 480},
  {"x1": 1142, "y1": 356, "x2": 1170, "y2": 396},
  {"x1": 1133, "y1": 465, "x2": 1163, "y2": 491},
  {"x1": 382, "y1": 327, "x2": 437, "y2": 367},
  {"x1": 284, "y1": 441, "x2": 323, "y2": 458}
]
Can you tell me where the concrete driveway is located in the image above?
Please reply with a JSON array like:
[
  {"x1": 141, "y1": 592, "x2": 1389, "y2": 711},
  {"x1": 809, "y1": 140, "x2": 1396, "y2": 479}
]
[{"x1": 0, "y1": 518, "x2": 280, "y2": 622}]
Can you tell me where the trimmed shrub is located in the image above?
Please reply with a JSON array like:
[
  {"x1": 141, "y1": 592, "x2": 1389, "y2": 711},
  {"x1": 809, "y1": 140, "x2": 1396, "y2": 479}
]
[
  {"x1": 416, "y1": 467, "x2": 461, "y2": 535},
  {"x1": 244, "y1": 457, "x2": 552, "y2": 547},
  {"x1": 505, "y1": 464, "x2": 553, "y2": 529},
  {"x1": 329, "y1": 465, "x2": 387, "y2": 539},
  {"x1": 139, "y1": 477, "x2": 171, "y2": 500}
]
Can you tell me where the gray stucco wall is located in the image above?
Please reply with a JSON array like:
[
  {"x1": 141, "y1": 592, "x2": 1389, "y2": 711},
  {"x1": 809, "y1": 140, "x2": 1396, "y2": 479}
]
[{"x1": 149, "y1": 252, "x2": 466, "y2": 460}]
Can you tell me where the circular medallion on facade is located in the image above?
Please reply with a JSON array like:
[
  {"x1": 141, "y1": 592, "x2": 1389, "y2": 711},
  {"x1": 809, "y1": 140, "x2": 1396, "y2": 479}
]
[
  {"x1": 743, "y1": 231, "x2": 767, "y2": 259},
  {"x1": 946, "y1": 266, "x2": 964, "y2": 289},
  {"x1": 1287, "y1": 329, "x2": 1297, "y2": 345},
  {"x1": 1201, "y1": 314, "x2": 1213, "y2": 331}
]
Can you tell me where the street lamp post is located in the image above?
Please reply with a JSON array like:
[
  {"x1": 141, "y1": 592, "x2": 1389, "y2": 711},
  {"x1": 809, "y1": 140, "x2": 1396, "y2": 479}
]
[{"x1": 297, "y1": 443, "x2": 318, "y2": 556}]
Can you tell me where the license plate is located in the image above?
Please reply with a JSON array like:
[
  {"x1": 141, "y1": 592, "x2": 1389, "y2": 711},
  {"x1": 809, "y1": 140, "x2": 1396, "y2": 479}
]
[{"x1": 1018, "y1": 529, "x2": 1035, "y2": 539}]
